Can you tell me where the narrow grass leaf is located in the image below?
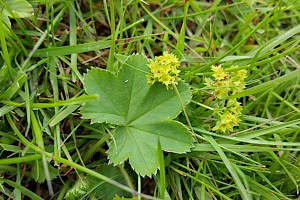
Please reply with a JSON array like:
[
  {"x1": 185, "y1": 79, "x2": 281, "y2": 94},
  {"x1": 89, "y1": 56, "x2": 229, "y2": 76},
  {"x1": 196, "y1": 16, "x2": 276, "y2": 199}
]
[
  {"x1": 246, "y1": 176, "x2": 282, "y2": 200},
  {"x1": 176, "y1": 1, "x2": 189, "y2": 59},
  {"x1": 238, "y1": 119, "x2": 300, "y2": 139},
  {"x1": 195, "y1": 128, "x2": 300, "y2": 147},
  {"x1": 48, "y1": 104, "x2": 80, "y2": 127},
  {"x1": 203, "y1": 135, "x2": 252, "y2": 200},
  {"x1": 272, "y1": 92, "x2": 300, "y2": 113},
  {"x1": 30, "y1": 94, "x2": 98, "y2": 108},
  {"x1": 230, "y1": 68, "x2": 300, "y2": 98},
  {"x1": 0, "y1": 74, "x2": 27, "y2": 100},
  {"x1": 6, "y1": 113, "x2": 40, "y2": 151},
  {"x1": 49, "y1": 56, "x2": 61, "y2": 162},
  {"x1": 0, "y1": 178, "x2": 43, "y2": 200},
  {"x1": 107, "y1": 0, "x2": 116, "y2": 71},
  {"x1": 191, "y1": 144, "x2": 291, "y2": 152},
  {"x1": 0, "y1": 144, "x2": 27, "y2": 153},
  {"x1": 68, "y1": 1, "x2": 78, "y2": 81},
  {"x1": 246, "y1": 24, "x2": 300, "y2": 57},
  {"x1": 51, "y1": 155, "x2": 157, "y2": 200},
  {"x1": 33, "y1": 34, "x2": 160, "y2": 57},
  {"x1": 170, "y1": 165, "x2": 233, "y2": 200},
  {"x1": 242, "y1": 115, "x2": 300, "y2": 129},
  {"x1": 30, "y1": 110, "x2": 44, "y2": 149},
  {"x1": 21, "y1": 6, "x2": 67, "y2": 68},
  {"x1": 140, "y1": 3, "x2": 177, "y2": 40},
  {"x1": 157, "y1": 139, "x2": 166, "y2": 199},
  {"x1": 31, "y1": 110, "x2": 54, "y2": 195},
  {"x1": 7, "y1": 112, "x2": 157, "y2": 199},
  {"x1": 0, "y1": 9, "x2": 12, "y2": 71},
  {"x1": 193, "y1": 10, "x2": 274, "y2": 72},
  {"x1": 269, "y1": 151, "x2": 298, "y2": 194},
  {"x1": 0, "y1": 105, "x2": 15, "y2": 117},
  {"x1": 0, "y1": 154, "x2": 41, "y2": 165}
]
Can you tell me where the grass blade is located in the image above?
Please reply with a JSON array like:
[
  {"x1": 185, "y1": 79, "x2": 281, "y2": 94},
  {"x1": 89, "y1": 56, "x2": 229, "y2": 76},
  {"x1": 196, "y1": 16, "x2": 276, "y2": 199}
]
[{"x1": 203, "y1": 135, "x2": 252, "y2": 200}]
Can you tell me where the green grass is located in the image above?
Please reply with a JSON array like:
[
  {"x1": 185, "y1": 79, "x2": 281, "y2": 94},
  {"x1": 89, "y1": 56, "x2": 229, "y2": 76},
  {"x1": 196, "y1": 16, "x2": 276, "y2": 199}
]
[{"x1": 1, "y1": 0, "x2": 300, "y2": 199}]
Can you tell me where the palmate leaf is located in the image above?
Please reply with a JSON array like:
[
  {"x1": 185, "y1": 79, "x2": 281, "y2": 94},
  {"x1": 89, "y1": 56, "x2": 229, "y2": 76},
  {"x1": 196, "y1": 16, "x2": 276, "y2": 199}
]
[
  {"x1": 81, "y1": 54, "x2": 194, "y2": 176},
  {"x1": 1, "y1": 0, "x2": 33, "y2": 33},
  {"x1": 2, "y1": 0, "x2": 33, "y2": 18},
  {"x1": 30, "y1": 160, "x2": 58, "y2": 183},
  {"x1": 87, "y1": 164, "x2": 130, "y2": 199}
]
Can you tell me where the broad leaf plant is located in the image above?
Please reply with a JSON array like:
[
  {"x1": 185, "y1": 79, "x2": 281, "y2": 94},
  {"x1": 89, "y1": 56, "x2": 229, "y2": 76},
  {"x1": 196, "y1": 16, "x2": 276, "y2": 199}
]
[{"x1": 81, "y1": 54, "x2": 194, "y2": 176}]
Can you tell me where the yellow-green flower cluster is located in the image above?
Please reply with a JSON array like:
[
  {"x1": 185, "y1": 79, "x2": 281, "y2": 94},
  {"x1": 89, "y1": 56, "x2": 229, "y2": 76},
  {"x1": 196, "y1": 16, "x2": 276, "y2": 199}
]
[
  {"x1": 204, "y1": 65, "x2": 247, "y2": 99},
  {"x1": 146, "y1": 51, "x2": 181, "y2": 90},
  {"x1": 204, "y1": 65, "x2": 247, "y2": 133},
  {"x1": 212, "y1": 99, "x2": 243, "y2": 133}
]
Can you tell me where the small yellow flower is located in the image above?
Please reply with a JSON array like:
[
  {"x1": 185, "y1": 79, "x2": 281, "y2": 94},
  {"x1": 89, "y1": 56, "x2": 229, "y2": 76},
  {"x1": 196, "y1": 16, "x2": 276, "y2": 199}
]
[
  {"x1": 147, "y1": 51, "x2": 181, "y2": 89},
  {"x1": 220, "y1": 112, "x2": 234, "y2": 122},
  {"x1": 205, "y1": 65, "x2": 246, "y2": 134},
  {"x1": 235, "y1": 69, "x2": 247, "y2": 80},
  {"x1": 227, "y1": 99, "x2": 237, "y2": 107},
  {"x1": 222, "y1": 79, "x2": 233, "y2": 87},
  {"x1": 161, "y1": 64, "x2": 172, "y2": 74},
  {"x1": 221, "y1": 111, "x2": 240, "y2": 126},
  {"x1": 229, "y1": 106, "x2": 242, "y2": 116},
  {"x1": 231, "y1": 81, "x2": 245, "y2": 94},
  {"x1": 204, "y1": 77, "x2": 214, "y2": 87},
  {"x1": 146, "y1": 75, "x2": 156, "y2": 85},
  {"x1": 231, "y1": 102, "x2": 243, "y2": 115},
  {"x1": 213, "y1": 121, "x2": 233, "y2": 133},
  {"x1": 214, "y1": 80, "x2": 226, "y2": 87},
  {"x1": 214, "y1": 88, "x2": 228, "y2": 99},
  {"x1": 211, "y1": 65, "x2": 228, "y2": 80},
  {"x1": 170, "y1": 68, "x2": 181, "y2": 75},
  {"x1": 160, "y1": 74, "x2": 172, "y2": 86}
]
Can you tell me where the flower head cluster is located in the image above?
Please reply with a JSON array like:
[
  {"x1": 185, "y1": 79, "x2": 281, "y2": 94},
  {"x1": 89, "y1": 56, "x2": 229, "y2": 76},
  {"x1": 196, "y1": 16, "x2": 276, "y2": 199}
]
[
  {"x1": 204, "y1": 65, "x2": 247, "y2": 133},
  {"x1": 146, "y1": 51, "x2": 181, "y2": 90},
  {"x1": 205, "y1": 65, "x2": 247, "y2": 99},
  {"x1": 212, "y1": 99, "x2": 243, "y2": 133}
]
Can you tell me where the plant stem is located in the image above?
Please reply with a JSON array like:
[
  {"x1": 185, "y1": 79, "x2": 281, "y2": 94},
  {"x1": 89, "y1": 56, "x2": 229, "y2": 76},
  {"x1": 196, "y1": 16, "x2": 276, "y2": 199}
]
[
  {"x1": 191, "y1": 100, "x2": 215, "y2": 111},
  {"x1": 173, "y1": 84, "x2": 195, "y2": 135}
]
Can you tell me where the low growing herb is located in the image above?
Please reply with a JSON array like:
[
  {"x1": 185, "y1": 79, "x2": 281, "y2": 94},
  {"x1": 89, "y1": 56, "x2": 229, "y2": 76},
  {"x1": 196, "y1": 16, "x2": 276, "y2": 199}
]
[{"x1": 81, "y1": 54, "x2": 194, "y2": 176}]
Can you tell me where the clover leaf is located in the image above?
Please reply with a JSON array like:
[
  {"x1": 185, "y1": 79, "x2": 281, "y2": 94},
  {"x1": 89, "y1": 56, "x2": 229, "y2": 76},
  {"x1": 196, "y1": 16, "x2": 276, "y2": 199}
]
[{"x1": 81, "y1": 54, "x2": 193, "y2": 176}]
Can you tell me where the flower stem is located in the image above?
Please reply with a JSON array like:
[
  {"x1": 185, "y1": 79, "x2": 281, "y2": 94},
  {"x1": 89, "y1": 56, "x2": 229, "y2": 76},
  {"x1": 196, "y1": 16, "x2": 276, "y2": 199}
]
[
  {"x1": 191, "y1": 100, "x2": 215, "y2": 111},
  {"x1": 173, "y1": 83, "x2": 195, "y2": 135}
]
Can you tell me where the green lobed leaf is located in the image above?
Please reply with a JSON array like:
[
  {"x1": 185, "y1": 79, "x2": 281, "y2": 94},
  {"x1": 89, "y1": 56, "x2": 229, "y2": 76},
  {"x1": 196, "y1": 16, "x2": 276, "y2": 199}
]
[
  {"x1": 81, "y1": 54, "x2": 194, "y2": 176},
  {"x1": 87, "y1": 164, "x2": 130, "y2": 200},
  {"x1": 30, "y1": 160, "x2": 58, "y2": 183},
  {"x1": 242, "y1": 0, "x2": 255, "y2": 8},
  {"x1": 1, "y1": 14, "x2": 11, "y2": 32},
  {"x1": 65, "y1": 177, "x2": 89, "y2": 200},
  {"x1": 2, "y1": 0, "x2": 33, "y2": 18},
  {"x1": 109, "y1": 121, "x2": 193, "y2": 176}
]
